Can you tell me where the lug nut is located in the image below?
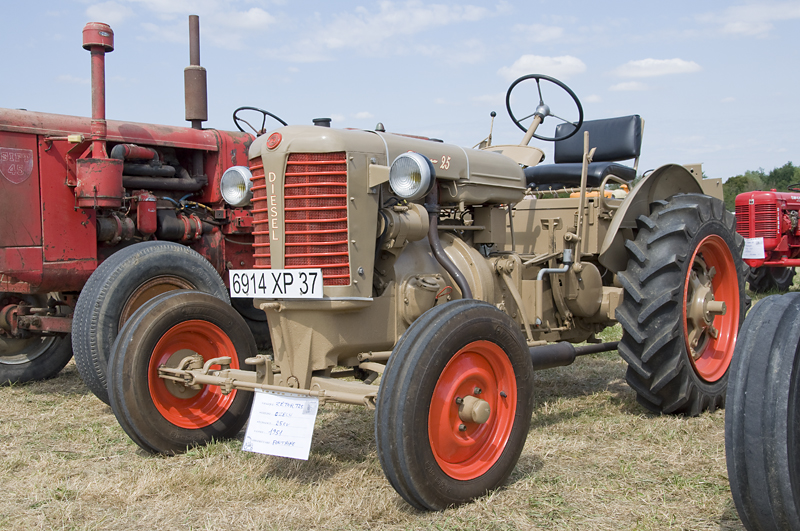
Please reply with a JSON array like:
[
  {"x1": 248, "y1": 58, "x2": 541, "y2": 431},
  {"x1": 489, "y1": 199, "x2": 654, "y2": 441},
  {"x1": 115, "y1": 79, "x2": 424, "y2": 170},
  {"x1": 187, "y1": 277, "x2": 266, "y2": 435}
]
[
  {"x1": 458, "y1": 424, "x2": 467, "y2": 431},
  {"x1": 455, "y1": 397, "x2": 463, "y2": 404},
  {"x1": 474, "y1": 387, "x2": 482, "y2": 395},
  {"x1": 500, "y1": 391, "x2": 507, "y2": 398}
]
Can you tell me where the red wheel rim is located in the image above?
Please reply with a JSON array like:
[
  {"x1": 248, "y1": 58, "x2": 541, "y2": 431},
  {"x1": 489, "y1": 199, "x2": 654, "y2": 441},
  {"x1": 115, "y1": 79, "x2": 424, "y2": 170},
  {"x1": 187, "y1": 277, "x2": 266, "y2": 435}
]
[
  {"x1": 148, "y1": 320, "x2": 239, "y2": 429},
  {"x1": 427, "y1": 340, "x2": 517, "y2": 480},
  {"x1": 682, "y1": 234, "x2": 739, "y2": 382}
]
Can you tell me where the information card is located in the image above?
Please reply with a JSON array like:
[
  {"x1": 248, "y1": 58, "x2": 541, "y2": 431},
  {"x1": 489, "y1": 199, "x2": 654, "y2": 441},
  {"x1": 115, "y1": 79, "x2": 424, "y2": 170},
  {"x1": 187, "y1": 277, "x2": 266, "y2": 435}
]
[
  {"x1": 242, "y1": 389, "x2": 319, "y2": 460},
  {"x1": 742, "y1": 237, "x2": 765, "y2": 260}
]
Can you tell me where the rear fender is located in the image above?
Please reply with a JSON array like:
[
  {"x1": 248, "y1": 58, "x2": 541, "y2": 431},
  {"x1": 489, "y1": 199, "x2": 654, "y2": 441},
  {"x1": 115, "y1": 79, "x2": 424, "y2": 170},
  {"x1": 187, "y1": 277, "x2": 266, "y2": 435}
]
[{"x1": 598, "y1": 164, "x2": 705, "y2": 273}]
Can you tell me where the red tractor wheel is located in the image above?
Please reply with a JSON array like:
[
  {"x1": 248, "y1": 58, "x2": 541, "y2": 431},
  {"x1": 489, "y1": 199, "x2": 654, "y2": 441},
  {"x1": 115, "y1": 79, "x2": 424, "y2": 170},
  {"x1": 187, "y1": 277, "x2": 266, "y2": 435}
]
[
  {"x1": 72, "y1": 241, "x2": 232, "y2": 405},
  {"x1": 107, "y1": 290, "x2": 255, "y2": 454},
  {"x1": 375, "y1": 299, "x2": 534, "y2": 510},
  {"x1": 1, "y1": 293, "x2": 73, "y2": 385},
  {"x1": 616, "y1": 193, "x2": 748, "y2": 415}
]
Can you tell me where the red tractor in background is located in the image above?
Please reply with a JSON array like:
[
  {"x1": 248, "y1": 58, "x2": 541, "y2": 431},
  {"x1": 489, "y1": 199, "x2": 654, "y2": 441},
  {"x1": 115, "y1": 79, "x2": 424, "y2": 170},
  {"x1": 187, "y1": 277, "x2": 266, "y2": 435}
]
[
  {"x1": 0, "y1": 17, "x2": 283, "y2": 403},
  {"x1": 735, "y1": 187, "x2": 800, "y2": 292}
]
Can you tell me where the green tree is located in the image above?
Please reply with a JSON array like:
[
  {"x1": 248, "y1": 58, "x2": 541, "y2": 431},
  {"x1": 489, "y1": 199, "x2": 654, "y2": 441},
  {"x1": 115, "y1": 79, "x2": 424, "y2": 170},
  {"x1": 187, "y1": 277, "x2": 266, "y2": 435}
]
[
  {"x1": 763, "y1": 162, "x2": 800, "y2": 191},
  {"x1": 723, "y1": 170, "x2": 765, "y2": 211}
]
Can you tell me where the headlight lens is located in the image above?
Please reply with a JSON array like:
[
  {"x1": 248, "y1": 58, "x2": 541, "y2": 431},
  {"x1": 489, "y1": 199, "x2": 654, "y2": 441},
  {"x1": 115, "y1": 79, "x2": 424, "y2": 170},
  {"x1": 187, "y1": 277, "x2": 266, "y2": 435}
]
[
  {"x1": 389, "y1": 152, "x2": 435, "y2": 201},
  {"x1": 220, "y1": 166, "x2": 254, "y2": 207}
]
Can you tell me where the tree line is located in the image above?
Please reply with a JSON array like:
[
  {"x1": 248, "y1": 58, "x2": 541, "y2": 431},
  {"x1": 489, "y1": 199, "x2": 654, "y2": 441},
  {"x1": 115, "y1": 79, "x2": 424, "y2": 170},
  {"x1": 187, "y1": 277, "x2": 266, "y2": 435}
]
[{"x1": 722, "y1": 162, "x2": 800, "y2": 211}]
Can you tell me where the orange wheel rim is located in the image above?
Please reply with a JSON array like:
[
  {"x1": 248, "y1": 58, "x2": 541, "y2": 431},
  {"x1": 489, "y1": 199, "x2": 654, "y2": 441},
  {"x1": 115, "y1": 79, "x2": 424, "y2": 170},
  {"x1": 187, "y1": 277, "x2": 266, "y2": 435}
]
[
  {"x1": 682, "y1": 235, "x2": 739, "y2": 382},
  {"x1": 148, "y1": 319, "x2": 239, "y2": 429},
  {"x1": 427, "y1": 340, "x2": 517, "y2": 480}
]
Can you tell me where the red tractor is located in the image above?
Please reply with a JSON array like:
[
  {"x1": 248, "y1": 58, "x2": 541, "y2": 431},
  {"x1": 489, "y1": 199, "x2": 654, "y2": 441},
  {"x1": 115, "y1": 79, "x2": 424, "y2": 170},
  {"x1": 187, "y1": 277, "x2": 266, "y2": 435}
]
[
  {"x1": 0, "y1": 18, "x2": 282, "y2": 403},
  {"x1": 735, "y1": 187, "x2": 800, "y2": 292}
]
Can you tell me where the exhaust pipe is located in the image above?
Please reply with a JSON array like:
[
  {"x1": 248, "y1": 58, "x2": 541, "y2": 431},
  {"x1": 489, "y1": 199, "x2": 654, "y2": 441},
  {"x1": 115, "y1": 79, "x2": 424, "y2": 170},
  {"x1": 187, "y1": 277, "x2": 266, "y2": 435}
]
[{"x1": 184, "y1": 15, "x2": 208, "y2": 130}]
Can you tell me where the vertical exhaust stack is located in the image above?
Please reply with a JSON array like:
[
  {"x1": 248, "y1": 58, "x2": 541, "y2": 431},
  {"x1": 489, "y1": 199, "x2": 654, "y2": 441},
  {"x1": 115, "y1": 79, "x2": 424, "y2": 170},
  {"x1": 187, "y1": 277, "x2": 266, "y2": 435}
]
[
  {"x1": 184, "y1": 15, "x2": 208, "y2": 130},
  {"x1": 77, "y1": 22, "x2": 123, "y2": 208}
]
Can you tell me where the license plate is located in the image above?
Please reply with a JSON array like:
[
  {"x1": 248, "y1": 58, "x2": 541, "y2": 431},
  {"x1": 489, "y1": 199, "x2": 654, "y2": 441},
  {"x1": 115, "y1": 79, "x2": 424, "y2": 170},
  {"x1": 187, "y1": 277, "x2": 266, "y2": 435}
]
[{"x1": 228, "y1": 269, "x2": 324, "y2": 299}]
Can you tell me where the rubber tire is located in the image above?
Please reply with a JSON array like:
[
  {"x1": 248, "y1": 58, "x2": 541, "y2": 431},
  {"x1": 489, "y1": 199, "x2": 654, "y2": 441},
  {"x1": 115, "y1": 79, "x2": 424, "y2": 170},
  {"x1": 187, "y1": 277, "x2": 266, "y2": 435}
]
[
  {"x1": 375, "y1": 299, "x2": 534, "y2": 510},
  {"x1": 231, "y1": 297, "x2": 272, "y2": 351},
  {"x1": 747, "y1": 266, "x2": 796, "y2": 293},
  {"x1": 725, "y1": 293, "x2": 800, "y2": 531},
  {"x1": 616, "y1": 193, "x2": 748, "y2": 415},
  {"x1": 72, "y1": 241, "x2": 230, "y2": 405},
  {"x1": 1, "y1": 293, "x2": 73, "y2": 385},
  {"x1": 108, "y1": 290, "x2": 256, "y2": 454}
]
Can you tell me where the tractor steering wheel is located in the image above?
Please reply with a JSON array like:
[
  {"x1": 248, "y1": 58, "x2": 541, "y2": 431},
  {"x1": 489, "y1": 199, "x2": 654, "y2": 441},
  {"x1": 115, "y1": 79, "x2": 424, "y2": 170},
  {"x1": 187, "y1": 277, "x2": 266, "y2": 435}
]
[
  {"x1": 233, "y1": 106, "x2": 287, "y2": 136},
  {"x1": 506, "y1": 74, "x2": 584, "y2": 142}
]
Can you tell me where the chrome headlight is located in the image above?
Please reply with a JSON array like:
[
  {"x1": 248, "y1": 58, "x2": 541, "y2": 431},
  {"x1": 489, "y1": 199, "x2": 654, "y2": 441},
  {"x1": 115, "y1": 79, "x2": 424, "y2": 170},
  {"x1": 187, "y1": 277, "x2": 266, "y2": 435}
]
[
  {"x1": 220, "y1": 166, "x2": 254, "y2": 207},
  {"x1": 389, "y1": 152, "x2": 435, "y2": 201}
]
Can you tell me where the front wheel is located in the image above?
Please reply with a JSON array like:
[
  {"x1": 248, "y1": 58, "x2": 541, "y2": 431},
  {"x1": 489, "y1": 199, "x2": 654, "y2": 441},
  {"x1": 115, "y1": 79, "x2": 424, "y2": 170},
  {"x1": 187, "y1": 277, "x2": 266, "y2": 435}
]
[
  {"x1": 107, "y1": 290, "x2": 256, "y2": 454},
  {"x1": 725, "y1": 294, "x2": 800, "y2": 530},
  {"x1": 375, "y1": 299, "x2": 534, "y2": 510},
  {"x1": 1, "y1": 293, "x2": 72, "y2": 385},
  {"x1": 616, "y1": 193, "x2": 747, "y2": 415},
  {"x1": 747, "y1": 266, "x2": 795, "y2": 293}
]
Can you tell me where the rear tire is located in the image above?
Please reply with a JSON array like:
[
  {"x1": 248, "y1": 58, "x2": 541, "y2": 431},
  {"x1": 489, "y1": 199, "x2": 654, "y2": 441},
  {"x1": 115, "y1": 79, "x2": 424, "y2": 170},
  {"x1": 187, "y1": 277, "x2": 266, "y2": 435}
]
[
  {"x1": 747, "y1": 266, "x2": 795, "y2": 293},
  {"x1": 107, "y1": 290, "x2": 255, "y2": 454},
  {"x1": 375, "y1": 299, "x2": 534, "y2": 510},
  {"x1": 616, "y1": 194, "x2": 747, "y2": 415},
  {"x1": 72, "y1": 241, "x2": 231, "y2": 404},
  {"x1": 0, "y1": 293, "x2": 72, "y2": 385},
  {"x1": 725, "y1": 293, "x2": 800, "y2": 531}
]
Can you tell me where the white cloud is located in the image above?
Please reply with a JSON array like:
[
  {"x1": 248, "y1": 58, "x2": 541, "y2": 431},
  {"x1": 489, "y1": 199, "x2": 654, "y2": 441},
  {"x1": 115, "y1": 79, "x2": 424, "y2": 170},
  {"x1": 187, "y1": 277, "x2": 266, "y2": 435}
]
[
  {"x1": 498, "y1": 55, "x2": 586, "y2": 81},
  {"x1": 512, "y1": 23, "x2": 564, "y2": 42},
  {"x1": 699, "y1": 2, "x2": 800, "y2": 37},
  {"x1": 329, "y1": 114, "x2": 345, "y2": 124},
  {"x1": 721, "y1": 96, "x2": 736, "y2": 103},
  {"x1": 86, "y1": 1, "x2": 134, "y2": 25},
  {"x1": 354, "y1": 111, "x2": 374, "y2": 119},
  {"x1": 57, "y1": 75, "x2": 90, "y2": 85},
  {"x1": 584, "y1": 94, "x2": 602, "y2": 103},
  {"x1": 613, "y1": 58, "x2": 701, "y2": 78},
  {"x1": 609, "y1": 81, "x2": 647, "y2": 91}
]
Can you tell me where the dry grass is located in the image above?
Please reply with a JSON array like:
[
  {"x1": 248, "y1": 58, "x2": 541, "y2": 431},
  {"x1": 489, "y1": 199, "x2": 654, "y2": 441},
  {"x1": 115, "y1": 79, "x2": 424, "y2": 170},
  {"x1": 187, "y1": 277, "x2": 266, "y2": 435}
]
[{"x1": 0, "y1": 320, "x2": 748, "y2": 531}]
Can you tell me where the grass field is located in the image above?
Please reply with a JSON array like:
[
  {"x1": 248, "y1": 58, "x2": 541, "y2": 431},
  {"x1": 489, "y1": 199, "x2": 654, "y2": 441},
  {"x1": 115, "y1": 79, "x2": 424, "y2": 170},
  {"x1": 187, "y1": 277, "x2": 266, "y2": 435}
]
[{"x1": 0, "y1": 318, "x2": 752, "y2": 531}]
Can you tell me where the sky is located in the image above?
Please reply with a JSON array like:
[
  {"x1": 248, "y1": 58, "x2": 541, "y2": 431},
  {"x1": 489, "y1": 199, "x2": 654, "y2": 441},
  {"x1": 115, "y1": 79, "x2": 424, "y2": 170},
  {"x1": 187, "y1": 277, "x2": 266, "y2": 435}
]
[{"x1": 2, "y1": 0, "x2": 799, "y2": 181}]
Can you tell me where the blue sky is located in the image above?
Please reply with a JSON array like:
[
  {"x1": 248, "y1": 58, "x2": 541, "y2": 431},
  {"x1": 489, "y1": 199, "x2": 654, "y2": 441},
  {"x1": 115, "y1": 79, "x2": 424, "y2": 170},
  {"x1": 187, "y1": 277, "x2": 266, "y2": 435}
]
[{"x1": 3, "y1": 1, "x2": 799, "y2": 180}]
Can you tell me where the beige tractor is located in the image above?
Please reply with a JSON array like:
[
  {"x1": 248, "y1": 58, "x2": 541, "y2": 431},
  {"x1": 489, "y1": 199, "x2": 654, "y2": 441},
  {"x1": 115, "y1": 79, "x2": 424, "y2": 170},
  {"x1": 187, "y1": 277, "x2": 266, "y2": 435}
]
[{"x1": 105, "y1": 74, "x2": 747, "y2": 510}]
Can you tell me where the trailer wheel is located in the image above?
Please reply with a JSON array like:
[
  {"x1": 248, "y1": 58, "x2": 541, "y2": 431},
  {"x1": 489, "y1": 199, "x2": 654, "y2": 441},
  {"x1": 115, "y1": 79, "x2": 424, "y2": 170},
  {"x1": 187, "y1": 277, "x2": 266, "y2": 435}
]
[
  {"x1": 1, "y1": 293, "x2": 73, "y2": 384},
  {"x1": 375, "y1": 299, "x2": 534, "y2": 510},
  {"x1": 725, "y1": 293, "x2": 800, "y2": 530},
  {"x1": 616, "y1": 193, "x2": 747, "y2": 415},
  {"x1": 72, "y1": 241, "x2": 231, "y2": 405},
  {"x1": 747, "y1": 266, "x2": 796, "y2": 293},
  {"x1": 107, "y1": 290, "x2": 255, "y2": 454}
]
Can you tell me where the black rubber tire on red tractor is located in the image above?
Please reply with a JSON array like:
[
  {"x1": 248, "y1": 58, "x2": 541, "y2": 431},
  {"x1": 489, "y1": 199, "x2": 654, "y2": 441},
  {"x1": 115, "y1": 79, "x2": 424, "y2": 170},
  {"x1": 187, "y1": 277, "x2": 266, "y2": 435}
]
[
  {"x1": 375, "y1": 299, "x2": 534, "y2": 510},
  {"x1": 107, "y1": 290, "x2": 256, "y2": 454},
  {"x1": 1, "y1": 293, "x2": 73, "y2": 385},
  {"x1": 725, "y1": 293, "x2": 800, "y2": 531},
  {"x1": 616, "y1": 193, "x2": 748, "y2": 415},
  {"x1": 747, "y1": 266, "x2": 796, "y2": 294},
  {"x1": 72, "y1": 241, "x2": 232, "y2": 405}
]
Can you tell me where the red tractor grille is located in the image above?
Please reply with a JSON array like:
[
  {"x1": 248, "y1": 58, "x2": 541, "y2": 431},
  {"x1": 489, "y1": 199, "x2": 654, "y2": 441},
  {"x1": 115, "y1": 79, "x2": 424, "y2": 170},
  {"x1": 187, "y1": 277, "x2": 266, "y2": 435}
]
[
  {"x1": 284, "y1": 152, "x2": 350, "y2": 286},
  {"x1": 250, "y1": 153, "x2": 350, "y2": 286},
  {"x1": 736, "y1": 202, "x2": 779, "y2": 239}
]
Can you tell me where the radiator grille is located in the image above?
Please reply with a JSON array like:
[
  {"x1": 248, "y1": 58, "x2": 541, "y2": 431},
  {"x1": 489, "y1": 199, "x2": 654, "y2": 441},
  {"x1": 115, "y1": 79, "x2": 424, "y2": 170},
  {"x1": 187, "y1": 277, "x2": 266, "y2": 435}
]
[
  {"x1": 250, "y1": 160, "x2": 270, "y2": 268},
  {"x1": 735, "y1": 202, "x2": 778, "y2": 239},
  {"x1": 285, "y1": 152, "x2": 350, "y2": 286},
  {"x1": 250, "y1": 153, "x2": 350, "y2": 286}
]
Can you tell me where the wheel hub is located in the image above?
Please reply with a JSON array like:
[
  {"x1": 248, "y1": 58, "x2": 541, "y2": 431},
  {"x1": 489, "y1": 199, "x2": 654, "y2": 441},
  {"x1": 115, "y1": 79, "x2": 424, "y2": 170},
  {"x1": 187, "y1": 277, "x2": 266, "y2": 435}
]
[
  {"x1": 458, "y1": 395, "x2": 491, "y2": 424},
  {"x1": 686, "y1": 257, "x2": 727, "y2": 360}
]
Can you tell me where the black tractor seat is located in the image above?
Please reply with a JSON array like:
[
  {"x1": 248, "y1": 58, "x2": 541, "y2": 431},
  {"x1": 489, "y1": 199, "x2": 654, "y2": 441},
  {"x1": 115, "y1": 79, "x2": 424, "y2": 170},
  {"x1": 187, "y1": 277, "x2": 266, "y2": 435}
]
[{"x1": 525, "y1": 114, "x2": 643, "y2": 189}]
